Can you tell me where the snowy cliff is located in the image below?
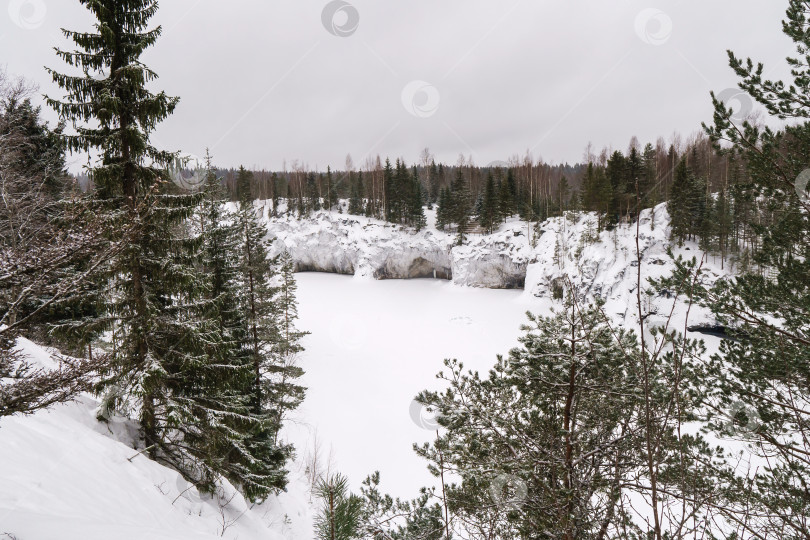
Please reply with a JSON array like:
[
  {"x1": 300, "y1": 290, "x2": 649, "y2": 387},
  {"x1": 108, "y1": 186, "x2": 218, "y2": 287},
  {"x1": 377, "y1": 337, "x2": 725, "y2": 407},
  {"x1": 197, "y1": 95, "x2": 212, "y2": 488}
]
[
  {"x1": 264, "y1": 209, "x2": 531, "y2": 289},
  {"x1": 262, "y1": 203, "x2": 728, "y2": 303}
]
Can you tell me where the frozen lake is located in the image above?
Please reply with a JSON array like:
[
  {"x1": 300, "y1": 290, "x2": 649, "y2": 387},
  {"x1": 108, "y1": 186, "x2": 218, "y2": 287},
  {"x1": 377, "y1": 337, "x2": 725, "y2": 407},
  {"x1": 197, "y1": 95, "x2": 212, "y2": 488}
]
[{"x1": 284, "y1": 273, "x2": 546, "y2": 499}]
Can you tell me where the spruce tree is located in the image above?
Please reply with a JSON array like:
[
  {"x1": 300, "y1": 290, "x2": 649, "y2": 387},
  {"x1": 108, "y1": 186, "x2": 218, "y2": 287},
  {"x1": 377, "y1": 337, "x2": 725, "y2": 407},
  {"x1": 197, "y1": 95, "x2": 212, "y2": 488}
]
[
  {"x1": 479, "y1": 173, "x2": 499, "y2": 233},
  {"x1": 498, "y1": 172, "x2": 514, "y2": 219},
  {"x1": 408, "y1": 166, "x2": 427, "y2": 230},
  {"x1": 428, "y1": 159, "x2": 440, "y2": 203},
  {"x1": 383, "y1": 159, "x2": 395, "y2": 223},
  {"x1": 236, "y1": 166, "x2": 254, "y2": 204},
  {"x1": 233, "y1": 165, "x2": 302, "y2": 497},
  {"x1": 449, "y1": 169, "x2": 471, "y2": 244},
  {"x1": 641, "y1": 142, "x2": 657, "y2": 206},
  {"x1": 272, "y1": 251, "x2": 307, "y2": 428},
  {"x1": 306, "y1": 173, "x2": 320, "y2": 213},
  {"x1": 348, "y1": 171, "x2": 364, "y2": 215},
  {"x1": 436, "y1": 187, "x2": 449, "y2": 230},
  {"x1": 193, "y1": 154, "x2": 276, "y2": 497},
  {"x1": 324, "y1": 166, "x2": 338, "y2": 211},
  {"x1": 668, "y1": 159, "x2": 696, "y2": 244},
  {"x1": 46, "y1": 0, "x2": 195, "y2": 459},
  {"x1": 605, "y1": 151, "x2": 627, "y2": 222},
  {"x1": 270, "y1": 172, "x2": 280, "y2": 217}
]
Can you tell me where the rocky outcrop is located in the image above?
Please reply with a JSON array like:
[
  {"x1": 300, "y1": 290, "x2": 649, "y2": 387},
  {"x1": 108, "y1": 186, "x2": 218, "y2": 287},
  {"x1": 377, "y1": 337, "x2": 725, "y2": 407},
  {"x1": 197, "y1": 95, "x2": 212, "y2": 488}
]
[
  {"x1": 373, "y1": 251, "x2": 452, "y2": 280},
  {"x1": 451, "y1": 235, "x2": 530, "y2": 289},
  {"x1": 263, "y1": 212, "x2": 528, "y2": 288},
  {"x1": 261, "y1": 204, "x2": 729, "y2": 299}
]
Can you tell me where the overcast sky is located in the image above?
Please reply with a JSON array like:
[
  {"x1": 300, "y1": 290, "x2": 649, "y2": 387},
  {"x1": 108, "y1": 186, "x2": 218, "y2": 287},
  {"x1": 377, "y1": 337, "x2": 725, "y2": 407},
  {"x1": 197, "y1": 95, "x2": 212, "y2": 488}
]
[{"x1": 0, "y1": 0, "x2": 795, "y2": 172}]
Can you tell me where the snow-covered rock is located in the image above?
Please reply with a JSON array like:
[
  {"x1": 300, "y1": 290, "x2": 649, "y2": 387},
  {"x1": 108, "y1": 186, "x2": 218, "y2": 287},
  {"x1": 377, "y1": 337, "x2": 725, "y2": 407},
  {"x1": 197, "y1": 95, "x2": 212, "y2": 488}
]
[
  {"x1": 263, "y1": 211, "x2": 530, "y2": 289},
  {"x1": 451, "y1": 234, "x2": 530, "y2": 288},
  {"x1": 261, "y1": 202, "x2": 728, "y2": 296}
]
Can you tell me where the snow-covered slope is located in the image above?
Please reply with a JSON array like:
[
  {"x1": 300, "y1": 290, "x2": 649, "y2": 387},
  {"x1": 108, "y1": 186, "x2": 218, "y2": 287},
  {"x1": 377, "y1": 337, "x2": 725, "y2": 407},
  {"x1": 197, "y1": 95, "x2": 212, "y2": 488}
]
[
  {"x1": 0, "y1": 339, "x2": 314, "y2": 540},
  {"x1": 524, "y1": 205, "x2": 727, "y2": 322}
]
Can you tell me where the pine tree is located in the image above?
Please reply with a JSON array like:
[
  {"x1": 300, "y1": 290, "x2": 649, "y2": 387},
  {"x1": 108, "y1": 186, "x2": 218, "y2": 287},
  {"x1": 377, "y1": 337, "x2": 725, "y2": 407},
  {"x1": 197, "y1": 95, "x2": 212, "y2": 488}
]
[
  {"x1": 415, "y1": 301, "x2": 646, "y2": 537},
  {"x1": 314, "y1": 473, "x2": 364, "y2": 540},
  {"x1": 694, "y1": 2, "x2": 810, "y2": 533}
]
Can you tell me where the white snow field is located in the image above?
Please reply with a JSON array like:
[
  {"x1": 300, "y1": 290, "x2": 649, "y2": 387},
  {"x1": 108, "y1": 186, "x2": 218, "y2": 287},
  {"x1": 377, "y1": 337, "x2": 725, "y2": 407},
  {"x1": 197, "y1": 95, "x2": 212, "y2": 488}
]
[
  {"x1": 0, "y1": 203, "x2": 731, "y2": 538},
  {"x1": 286, "y1": 274, "x2": 537, "y2": 499}
]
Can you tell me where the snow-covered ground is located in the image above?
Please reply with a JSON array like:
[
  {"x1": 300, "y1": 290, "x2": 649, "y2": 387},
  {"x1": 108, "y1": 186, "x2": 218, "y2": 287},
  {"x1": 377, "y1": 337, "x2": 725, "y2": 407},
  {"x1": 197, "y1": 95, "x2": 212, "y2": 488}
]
[
  {"x1": 286, "y1": 274, "x2": 538, "y2": 499},
  {"x1": 0, "y1": 338, "x2": 313, "y2": 540},
  {"x1": 0, "y1": 204, "x2": 733, "y2": 538},
  {"x1": 0, "y1": 281, "x2": 539, "y2": 539}
]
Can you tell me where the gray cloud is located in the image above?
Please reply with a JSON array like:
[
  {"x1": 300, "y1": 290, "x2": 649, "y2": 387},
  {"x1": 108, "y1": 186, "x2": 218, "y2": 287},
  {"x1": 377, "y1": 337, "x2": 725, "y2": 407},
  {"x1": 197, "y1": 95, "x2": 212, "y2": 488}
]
[{"x1": 1, "y1": 0, "x2": 793, "y2": 171}]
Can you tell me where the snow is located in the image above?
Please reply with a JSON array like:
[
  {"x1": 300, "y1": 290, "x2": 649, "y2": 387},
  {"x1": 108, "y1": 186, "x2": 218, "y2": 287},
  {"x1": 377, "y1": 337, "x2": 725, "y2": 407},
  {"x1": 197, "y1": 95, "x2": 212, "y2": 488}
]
[
  {"x1": 0, "y1": 203, "x2": 736, "y2": 537},
  {"x1": 285, "y1": 274, "x2": 537, "y2": 499},
  {"x1": 270, "y1": 202, "x2": 733, "y2": 502},
  {"x1": 261, "y1": 202, "x2": 729, "y2": 298},
  {"x1": 0, "y1": 342, "x2": 313, "y2": 540},
  {"x1": 262, "y1": 206, "x2": 529, "y2": 288}
]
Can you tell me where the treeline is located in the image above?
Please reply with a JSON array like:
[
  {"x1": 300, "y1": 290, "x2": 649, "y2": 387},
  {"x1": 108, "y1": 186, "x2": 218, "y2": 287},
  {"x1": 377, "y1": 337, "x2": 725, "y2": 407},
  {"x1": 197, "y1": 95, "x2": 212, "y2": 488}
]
[
  {"x1": 211, "y1": 132, "x2": 759, "y2": 263},
  {"x1": 0, "y1": 1, "x2": 306, "y2": 502}
]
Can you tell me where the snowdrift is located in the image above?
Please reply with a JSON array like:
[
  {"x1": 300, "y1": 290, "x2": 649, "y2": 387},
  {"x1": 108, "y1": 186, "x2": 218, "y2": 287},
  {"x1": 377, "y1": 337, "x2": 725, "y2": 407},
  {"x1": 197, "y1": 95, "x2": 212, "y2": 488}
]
[{"x1": 0, "y1": 339, "x2": 313, "y2": 540}]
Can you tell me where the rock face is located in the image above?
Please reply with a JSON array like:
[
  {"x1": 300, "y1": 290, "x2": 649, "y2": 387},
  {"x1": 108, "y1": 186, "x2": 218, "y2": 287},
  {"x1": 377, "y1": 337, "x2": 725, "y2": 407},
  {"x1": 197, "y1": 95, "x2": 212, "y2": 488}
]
[
  {"x1": 261, "y1": 203, "x2": 729, "y2": 298},
  {"x1": 373, "y1": 251, "x2": 452, "y2": 280},
  {"x1": 263, "y1": 212, "x2": 531, "y2": 288},
  {"x1": 451, "y1": 235, "x2": 530, "y2": 289}
]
